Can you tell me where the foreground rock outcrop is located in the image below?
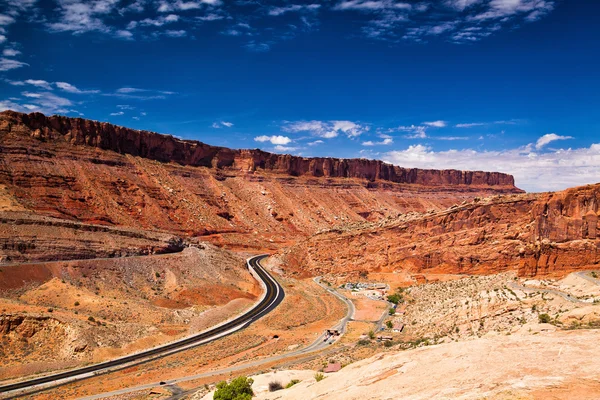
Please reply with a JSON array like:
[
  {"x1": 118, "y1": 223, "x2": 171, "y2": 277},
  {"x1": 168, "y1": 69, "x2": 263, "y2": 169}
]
[
  {"x1": 250, "y1": 329, "x2": 600, "y2": 400},
  {"x1": 281, "y1": 184, "x2": 600, "y2": 278}
]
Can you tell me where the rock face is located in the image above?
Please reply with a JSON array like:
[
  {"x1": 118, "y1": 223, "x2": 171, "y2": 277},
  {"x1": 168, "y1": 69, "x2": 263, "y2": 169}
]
[
  {"x1": 0, "y1": 111, "x2": 522, "y2": 251},
  {"x1": 0, "y1": 110, "x2": 518, "y2": 187},
  {"x1": 281, "y1": 184, "x2": 600, "y2": 278}
]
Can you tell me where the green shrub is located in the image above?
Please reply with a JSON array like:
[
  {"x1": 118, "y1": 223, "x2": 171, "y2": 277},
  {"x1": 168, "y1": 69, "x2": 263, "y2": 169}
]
[
  {"x1": 385, "y1": 320, "x2": 393, "y2": 329},
  {"x1": 368, "y1": 330, "x2": 375, "y2": 339},
  {"x1": 357, "y1": 339, "x2": 370, "y2": 346},
  {"x1": 214, "y1": 376, "x2": 254, "y2": 400},
  {"x1": 538, "y1": 313, "x2": 551, "y2": 324},
  {"x1": 387, "y1": 293, "x2": 404, "y2": 305},
  {"x1": 314, "y1": 373, "x2": 325, "y2": 382},
  {"x1": 285, "y1": 379, "x2": 300, "y2": 389}
]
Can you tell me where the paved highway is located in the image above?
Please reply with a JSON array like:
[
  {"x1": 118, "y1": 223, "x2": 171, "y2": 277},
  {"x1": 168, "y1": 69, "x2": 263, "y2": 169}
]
[
  {"x1": 0, "y1": 255, "x2": 284, "y2": 398},
  {"x1": 77, "y1": 275, "x2": 356, "y2": 400}
]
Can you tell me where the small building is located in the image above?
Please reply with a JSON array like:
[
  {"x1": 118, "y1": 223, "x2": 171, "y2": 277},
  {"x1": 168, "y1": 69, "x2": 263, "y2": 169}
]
[
  {"x1": 323, "y1": 362, "x2": 342, "y2": 373},
  {"x1": 377, "y1": 335, "x2": 393, "y2": 341},
  {"x1": 393, "y1": 323, "x2": 404, "y2": 333}
]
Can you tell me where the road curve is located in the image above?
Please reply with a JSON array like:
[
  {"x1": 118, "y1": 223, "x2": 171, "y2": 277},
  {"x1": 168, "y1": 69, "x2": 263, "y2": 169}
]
[
  {"x1": 0, "y1": 255, "x2": 284, "y2": 398},
  {"x1": 79, "y1": 275, "x2": 355, "y2": 400}
]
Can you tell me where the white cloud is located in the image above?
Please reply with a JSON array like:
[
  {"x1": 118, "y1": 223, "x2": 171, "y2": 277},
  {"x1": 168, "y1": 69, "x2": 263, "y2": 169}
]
[
  {"x1": 117, "y1": 104, "x2": 135, "y2": 110},
  {"x1": 55, "y1": 81, "x2": 100, "y2": 94},
  {"x1": 334, "y1": 1, "x2": 412, "y2": 11},
  {"x1": 212, "y1": 121, "x2": 233, "y2": 128},
  {"x1": 283, "y1": 120, "x2": 368, "y2": 138},
  {"x1": 307, "y1": 140, "x2": 324, "y2": 146},
  {"x1": 165, "y1": 29, "x2": 187, "y2": 37},
  {"x1": 139, "y1": 14, "x2": 180, "y2": 26},
  {"x1": 47, "y1": 0, "x2": 120, "y2": 34},
  {"x1": 106, "y1": 87, "x2": 174, "y2": 99},
  {"x1": 268, "y1": 4, "x2": 321, "y2": 16},
  {"x1": 535, "y1": 133, "x2": 573, "y2": 150},
  {"x1": 396, "y1": 125, "x2": 427, "y2": 139},
  {"x1": 197, "y1": 13, "x2": 225, "y2": 21},
  {"x1": 115, "y1": 29, "x2": 134, "y2": 39},
  {"x1": 110, "y1": 111, "x2": 125, "y2": 116},
  {"x1": 362, "y1": 137, "x2": 393, "y2": 146},
  {"x1": 2, "y1": 48, "x2": 21, "y2": 57},
  {"x1": 254, "y1": 135, "x2": 292, "y2": 145},
  {"x1": 0, "y1": 14, "x2": 16, "y2": 26},
  {"x1": 424, "y1": 120, "x2": 447, "y2": 128},
  {"x1": 383, "y1": 140, "x2": 600, "y2": 193},
  {"x1": 471, "y1": 0, "x2": 555, "y2": 21},
  {"x1": 445, "y1": 0, "x2": 482, "y2": 11},
  {"x1": 456, "y1": 122, "x2": 487, "y2": 128},
  {"x1": 117, "y1": 87, "x2": 144, "y2": 94},
  {"x1": 9, "y1": 91, "x2": 76, "y2": 115},
  {"x1": 273, "y1": 144, "x2": 298, "y2": 153},
  {"x1": 0, "y1": 57, "x2": 28, "y2": 71},
  {"x1": 8, "y1": 79, "x2": 53, "y2": 90}
]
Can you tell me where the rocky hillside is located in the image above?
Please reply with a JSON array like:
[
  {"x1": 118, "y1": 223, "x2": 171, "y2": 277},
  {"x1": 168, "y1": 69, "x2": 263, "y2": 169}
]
[
  {"x1": 0, "y1": 111, "x2": 522, "y2": 251},
  {"x1": 281, "y1": 184, "x2": 600, "y2": 278}
]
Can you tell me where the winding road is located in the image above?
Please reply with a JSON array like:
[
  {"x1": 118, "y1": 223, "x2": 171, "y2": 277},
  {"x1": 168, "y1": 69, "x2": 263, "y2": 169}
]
[
  {"x1": 76, "y1": 274, "x2": 356, "y2": 399},
  {"x1": 0, "y1": 254, "x2": 284, "y2": 398}
]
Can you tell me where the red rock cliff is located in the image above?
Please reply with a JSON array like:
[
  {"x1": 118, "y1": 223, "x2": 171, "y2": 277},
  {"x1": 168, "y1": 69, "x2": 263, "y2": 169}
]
[{"x1": 0, "y1": 111, "x2": 520, "y2": 190}]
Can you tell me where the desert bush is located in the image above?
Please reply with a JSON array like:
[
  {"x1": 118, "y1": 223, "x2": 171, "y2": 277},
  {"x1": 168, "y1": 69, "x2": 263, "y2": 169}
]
[
  {"x1": 368, "y1": 330, "x2": 375, "y2": 339},
  {"x1": 314, "y1": 373, "x2": 325, "y2": 382},
  {"x1": 285, "y1": 379, "x2": 300, "y2": 388},
  {"x1": 386, "y1": 320, "x2": 393, "y2": 329},
  {"x1": 538, "y1": 313, "x2": 551, "y2": 324},
  {"x1": 268, "y1": 381, "x2": 283, "y2": 392},
  {"x1": 214, "y1": 376, "x2": 254, "y2": 400}
]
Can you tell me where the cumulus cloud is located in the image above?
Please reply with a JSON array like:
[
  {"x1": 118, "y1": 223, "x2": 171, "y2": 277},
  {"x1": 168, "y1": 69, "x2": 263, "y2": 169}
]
[
  {"x1": 110, "y1": 111, "x2": 124, "y2": 116},
  {"x1": 254, "y1": 135, "x2": 292, "y2": 145},
  {"x1": 283, "y1": 120, "x2": 368, "y2": 138},
  {"x1": 535, "y1": 133, "x2": 573, "y2": 150},
  {"x1": 382, "y1": 138, "x2": 600, "y2": 192}
]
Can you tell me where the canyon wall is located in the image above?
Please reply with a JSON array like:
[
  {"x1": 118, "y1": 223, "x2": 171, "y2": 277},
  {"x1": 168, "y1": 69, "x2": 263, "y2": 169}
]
[
  {"x1": 281, "y1": 184, "x2": 600, "y2": 278},
  {"x1": 0, "y1": 111, "x2": 522, "y2": 250},
  {"x1": 0, "y1": 110, "x2": 518, "y2": 188}
]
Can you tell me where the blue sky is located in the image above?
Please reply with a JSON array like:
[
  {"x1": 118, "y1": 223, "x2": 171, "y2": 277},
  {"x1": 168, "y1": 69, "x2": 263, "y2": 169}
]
[{"x1": 0, "y1": 0, "x2": 598, "y2": 192}]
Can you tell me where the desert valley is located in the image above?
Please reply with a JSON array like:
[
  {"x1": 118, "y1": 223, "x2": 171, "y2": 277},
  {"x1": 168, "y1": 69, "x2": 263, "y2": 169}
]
[
  {"x1": 0, "y1": 1, "x2": 598, "y2": 398},
  {"x1": 0, "y1": 110, "x2": 599, "y2": 399}
]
